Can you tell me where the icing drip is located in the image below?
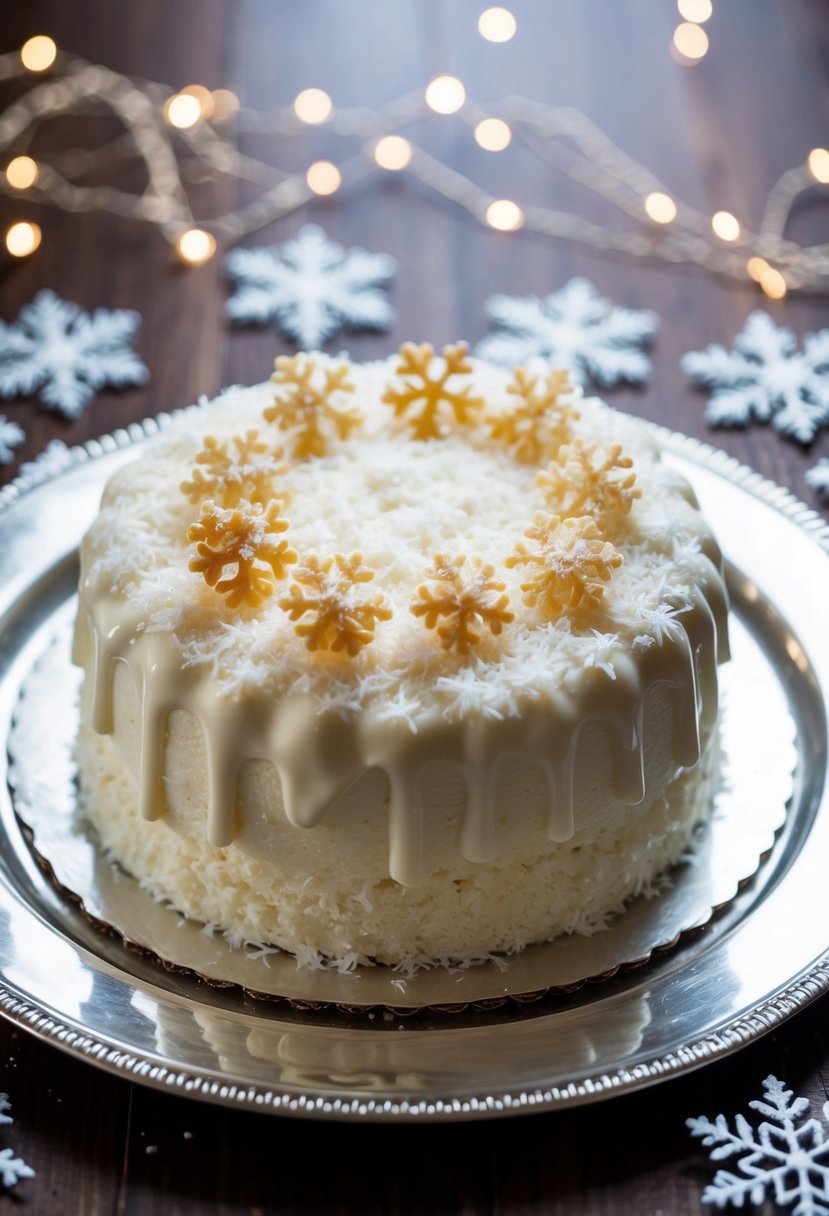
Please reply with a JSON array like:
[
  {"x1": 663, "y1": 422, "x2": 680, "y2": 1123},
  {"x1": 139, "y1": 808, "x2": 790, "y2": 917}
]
[{"x1": 73, "y1": 558, "x2": 726, "y2": 887}]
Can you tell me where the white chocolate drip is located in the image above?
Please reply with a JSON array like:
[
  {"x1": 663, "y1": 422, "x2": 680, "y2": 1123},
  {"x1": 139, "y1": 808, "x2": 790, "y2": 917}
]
[{"x1": 72, "y1": 570, "x2": 726, "y2": 887}]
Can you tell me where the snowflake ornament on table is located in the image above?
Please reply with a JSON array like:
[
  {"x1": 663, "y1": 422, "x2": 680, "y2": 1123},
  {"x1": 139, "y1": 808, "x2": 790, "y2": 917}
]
[
  {"x1": 806, "y1": 458, "x2": 829, "y2": 499},
  {"x1": 688, "y1": 1074, "x2": 829, "y2": 1215},
  {"x1": 0, "y1": 415, "x2": 24, "y2": 464},
  {"x1": 475, "y1": 277, "x2": 658, "y2": 388},
  {"x1": 224, "y1": 224, "x2": 397, "y2": 349},
  {"x1": 0, "y1": 1095, "x2": 34, "y2": 1190},
  {"x1": 0, "y1": 290, "x2": 148, "y2": 420},
  {"x1": 682, "y1": 312, "x2": 829, "y2": 445}
]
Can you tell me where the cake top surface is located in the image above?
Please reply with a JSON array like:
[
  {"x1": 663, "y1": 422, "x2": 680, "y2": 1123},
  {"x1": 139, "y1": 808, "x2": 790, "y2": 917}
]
[{"x1": 79, "y1": 348, "x2": 723, "y2": 728}]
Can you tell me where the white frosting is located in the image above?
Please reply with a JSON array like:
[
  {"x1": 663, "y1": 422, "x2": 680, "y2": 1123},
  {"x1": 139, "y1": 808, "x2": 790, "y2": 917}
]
[{"x1": 73, "y1": 357, "x2": 729, "y2": 891}]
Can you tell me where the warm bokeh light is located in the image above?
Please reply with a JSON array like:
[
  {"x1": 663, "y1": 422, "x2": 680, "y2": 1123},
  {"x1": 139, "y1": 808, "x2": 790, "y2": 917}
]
[
  {"x1": 5, "y1": 221, "x2": 42, "y2": 257},
  {"x1": 474, "y1": 117, "x2": 512, "y2": 151},
  {"x1": 175, "y1": 228, "x2": 216, "y2": 264},
  {"x1": 306, "y1": 160, "x2": 341, "y2": 195},
  {"x1": 373, "y1": 135, "x2": 413, "y2": 171},
  {"x1": 20, "y1": 35, "x2": 57, "y2": 72},
  {"x1": 293, "y1": 88, "x2": 332, "y2": 124},
  {"x1": 164, "y1": 93, "x2": 202, "y2": 129},
  {"x1": 211, "y1": 89, "x2": 240, "y2": 121},
  {"x1": 478, "y1": 7, "x2": 517, "y2": 42},
  {"x1": 807, "y1": 147, "x2": 829, "y2": 183},
  {"x1": 425, "y1": 75, "x2": 466, "y2": 115},
  {"x1": 181, "y1": 84, "x2": 214, "y2": 120},
  {"x1": 711, "y1": 210, "x2": 740, "y2": 241},
  {"x1": 760, "y1": 266, "x2": 787, "y2": 300},
  {"x1": 644, "y1": 192, "x2": 677, "y2": 223},
  {"x1": 5, "y1": 156, "x2": 39, "y2": 190},
  {"x1": 486, "y1": 199, "x2": 523, "y2": 231},
  {"x1": 746, "y1": 256, "x2": 769, "y2": 282},
  {"x1": 677, "y1": 0, "x2": 713, "y2": 23},
  {"x1": 672, "y1": 22, "x2": 709, "y2": 60}
]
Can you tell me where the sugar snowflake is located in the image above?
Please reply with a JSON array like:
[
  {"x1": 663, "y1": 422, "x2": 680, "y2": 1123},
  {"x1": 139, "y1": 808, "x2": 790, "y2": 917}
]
[
  {"x1": 410, "y1": 555, "x2": 514, "y2": 654},
  {"x1": 506, "y1": 513, "x2": 622, "y2": 622},
  {"x1": 682, "y1": 312, "x2": 829, "y2": 445},
  {"x1": 181, "y1": 431, "x2": 287, "y2": 507},
  {"x1": 536, "y1": 438, "x2": 641, "y2": 523},
  {"x1": 382, "y1": 342, "x2": 484, "y2": 440},
  {"x1": 806, "y1": 458, "x2": 829, "y2": 498},
  {"x1": 279, "y1": 553, "x2": 391, "y2": 655},
  {"x1": 687, "y1": 1074, "x2": 829, "y2": 1214},
  {"x1": 0, "y1": 1095, "x2": 34, "y2": 1189},
  {"x1": 0, "y1": 290, "x2": 148, "y2": 419},
  {"x1": 475, "y1": 278, "x2": 658, "y2": 388},
  {"x1": 265, "y1": 354, "x2": 359, "y2": 458},
  {"x1": 224, "y1": 224, "x2": 396, "y2": 349},
  {"x1": 187, "y1": 499, "x2": 297, "y2": 608},
  {"x1": 488, "y1": 366, "x2": 577, "y2": 464},
  {"x1": 0, "y1": 415, "x2": 24, "y2": 464}
]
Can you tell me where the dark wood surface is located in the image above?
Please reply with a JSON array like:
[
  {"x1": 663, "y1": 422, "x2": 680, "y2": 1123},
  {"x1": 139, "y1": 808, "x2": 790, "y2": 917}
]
[{"x1": 1, "y1": 2, "x2": 829, "y2": 1212}]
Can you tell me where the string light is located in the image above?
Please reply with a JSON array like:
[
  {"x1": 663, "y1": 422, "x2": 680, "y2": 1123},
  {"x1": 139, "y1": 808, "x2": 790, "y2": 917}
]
[
  {"x1": 373, "y1": 135, "x2": 412, "y2": 171},
  {"x1": 644, "y1": 192, "x2": 677, "y2": 223},
  {"x1": 478, "y1": 7, "x2": 517, "y2": 42},
  {"x1": 677, "y1": 0, "x2": 713, "y2": 22},
  {"x1": 760, "y1": 266, "x2": 787, "y2": 300},
  {"x1": 293, "y1": 88, "x2": 332, "y2": 124},
  {"x1": 0, "y1": 51, "x2": 825, "y2": 296},
  {"x1": 672, "y1": 23, "x2": 709, "y2": 60},
  {"x1": 808, "y1": 147, "x2": 829, "y2": 184},
  {"x1": 711, "y1": 210, "x2": 740, "y2": 241},
  {"x1": 211, "y1": 89, "x2": 240, "y2": 122},
  {"x1": 5, "y1": 156, "x2": 38, "y2": 190},
  {"x1": 20, "y1": 36, "x2": 57, "y2": 73},
  {"x1": 5, "y1": 221, "x2": 41, "y2": 257},
  {"x1": 746, "y1": 256, "x2": 770, "y2": 282},
  {"x1": 486, "y1": 199, "x2": 523, "y2": 231},
  {"x1": 306, "y1": 160, "x2": 341, "y2": 195},
  {"x1": 175, "y1": 228, "x2": 216, "y2": 264},
  {"x1": 180, "y1": 84, "x2": 214, "y2": 121},
  {"x1": 474, "y1": 118, "x2": 512, "y2": 152},
  {"x1": 164, "y1": 93, "x2": 202, "y2": 130},
  {"x1": 425, "y1": 76, "x2": 466, "y2": 115}
]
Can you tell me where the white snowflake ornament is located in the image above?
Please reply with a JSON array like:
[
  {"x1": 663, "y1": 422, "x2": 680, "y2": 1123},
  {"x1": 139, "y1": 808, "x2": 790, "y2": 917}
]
[
  {"x1": 0, "y1": 1095, "x2": 34, "y2": 1190},
  {"x1": 806, "y1": 458, "x2": 829, "y2": 499},
  {"x1": 688, "y1": 1075, "x2": 829, "y2": 1214},
  {"x1": 0, "y1": 416, "x2": 24, "y2": 464},
  {"x1": 225, "y1": 224, "x2": 397, "y2": 349},
  {"x1": 475, "y1": 277, "x2": 658, "y2": 388},
  {"x1": 0, "y1": 290, "x2": 148, "y2": 420},
  {"x1": 682, "y1": 312, "x2": 829, "y2": 445}
]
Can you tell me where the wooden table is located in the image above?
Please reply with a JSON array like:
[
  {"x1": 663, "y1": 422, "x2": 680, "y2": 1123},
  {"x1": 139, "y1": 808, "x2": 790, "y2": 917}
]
[{"x1": 2, "y1": 2, "x2": 828, "y2": 1211}]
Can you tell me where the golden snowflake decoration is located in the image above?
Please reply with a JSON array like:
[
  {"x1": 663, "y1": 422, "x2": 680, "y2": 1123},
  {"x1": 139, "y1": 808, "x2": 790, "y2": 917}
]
[
  {"x1": 535, "y1": 438, "x2": 641, "y2": 523},
  {"x1": 506, "y1": 513, "x2": 622, "y2": 621},
  {"x1": 410, "y1": 555, "x2": 515, "y2": 654},
  {"x1": 264, "y1": 354, "x2": 360, "y2": 458},
  {"x1": 382, "y1": 342, "x2": 484, "y2": 440},
  {"x1": 180, "y1": 430, "x2": 288, "y2": 508},
  {"x1": 187, "y1": 498, "x2": 297, "y2": 608},
  {"x1": 278, "y1": 553, "x2": 392, "y2": 655},
  {"x1": 489, "y1": 366, "x2": 577, "y2": 463}
]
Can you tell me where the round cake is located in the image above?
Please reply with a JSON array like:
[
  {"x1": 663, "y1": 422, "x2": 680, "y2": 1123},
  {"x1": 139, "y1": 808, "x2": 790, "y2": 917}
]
[{"x1": 73, "y1": 344, "x2": 729, "y2": 967}]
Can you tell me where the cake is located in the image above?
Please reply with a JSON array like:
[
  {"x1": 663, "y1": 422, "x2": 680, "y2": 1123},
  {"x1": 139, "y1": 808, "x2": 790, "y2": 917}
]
[{"x1": 72, "y1": 344, "x2": 729, "y2": 967}]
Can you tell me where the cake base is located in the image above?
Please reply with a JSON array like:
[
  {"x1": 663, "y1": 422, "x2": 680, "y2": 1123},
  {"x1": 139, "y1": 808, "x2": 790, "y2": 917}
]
[{"x1": 77, "y1": 719, "x2": 718, "y2": 966}]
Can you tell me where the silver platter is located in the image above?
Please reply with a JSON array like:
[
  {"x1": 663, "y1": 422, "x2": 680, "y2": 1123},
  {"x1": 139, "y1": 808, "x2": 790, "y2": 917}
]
[{"x1": 0, "y1": 416, "x2": 827, "y2": 1120}]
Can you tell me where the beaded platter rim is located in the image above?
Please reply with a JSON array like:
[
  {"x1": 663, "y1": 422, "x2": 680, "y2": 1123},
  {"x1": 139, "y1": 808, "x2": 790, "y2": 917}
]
[{"x1": 0, "y1": 403, "x2": 827, "y2": 1120}]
